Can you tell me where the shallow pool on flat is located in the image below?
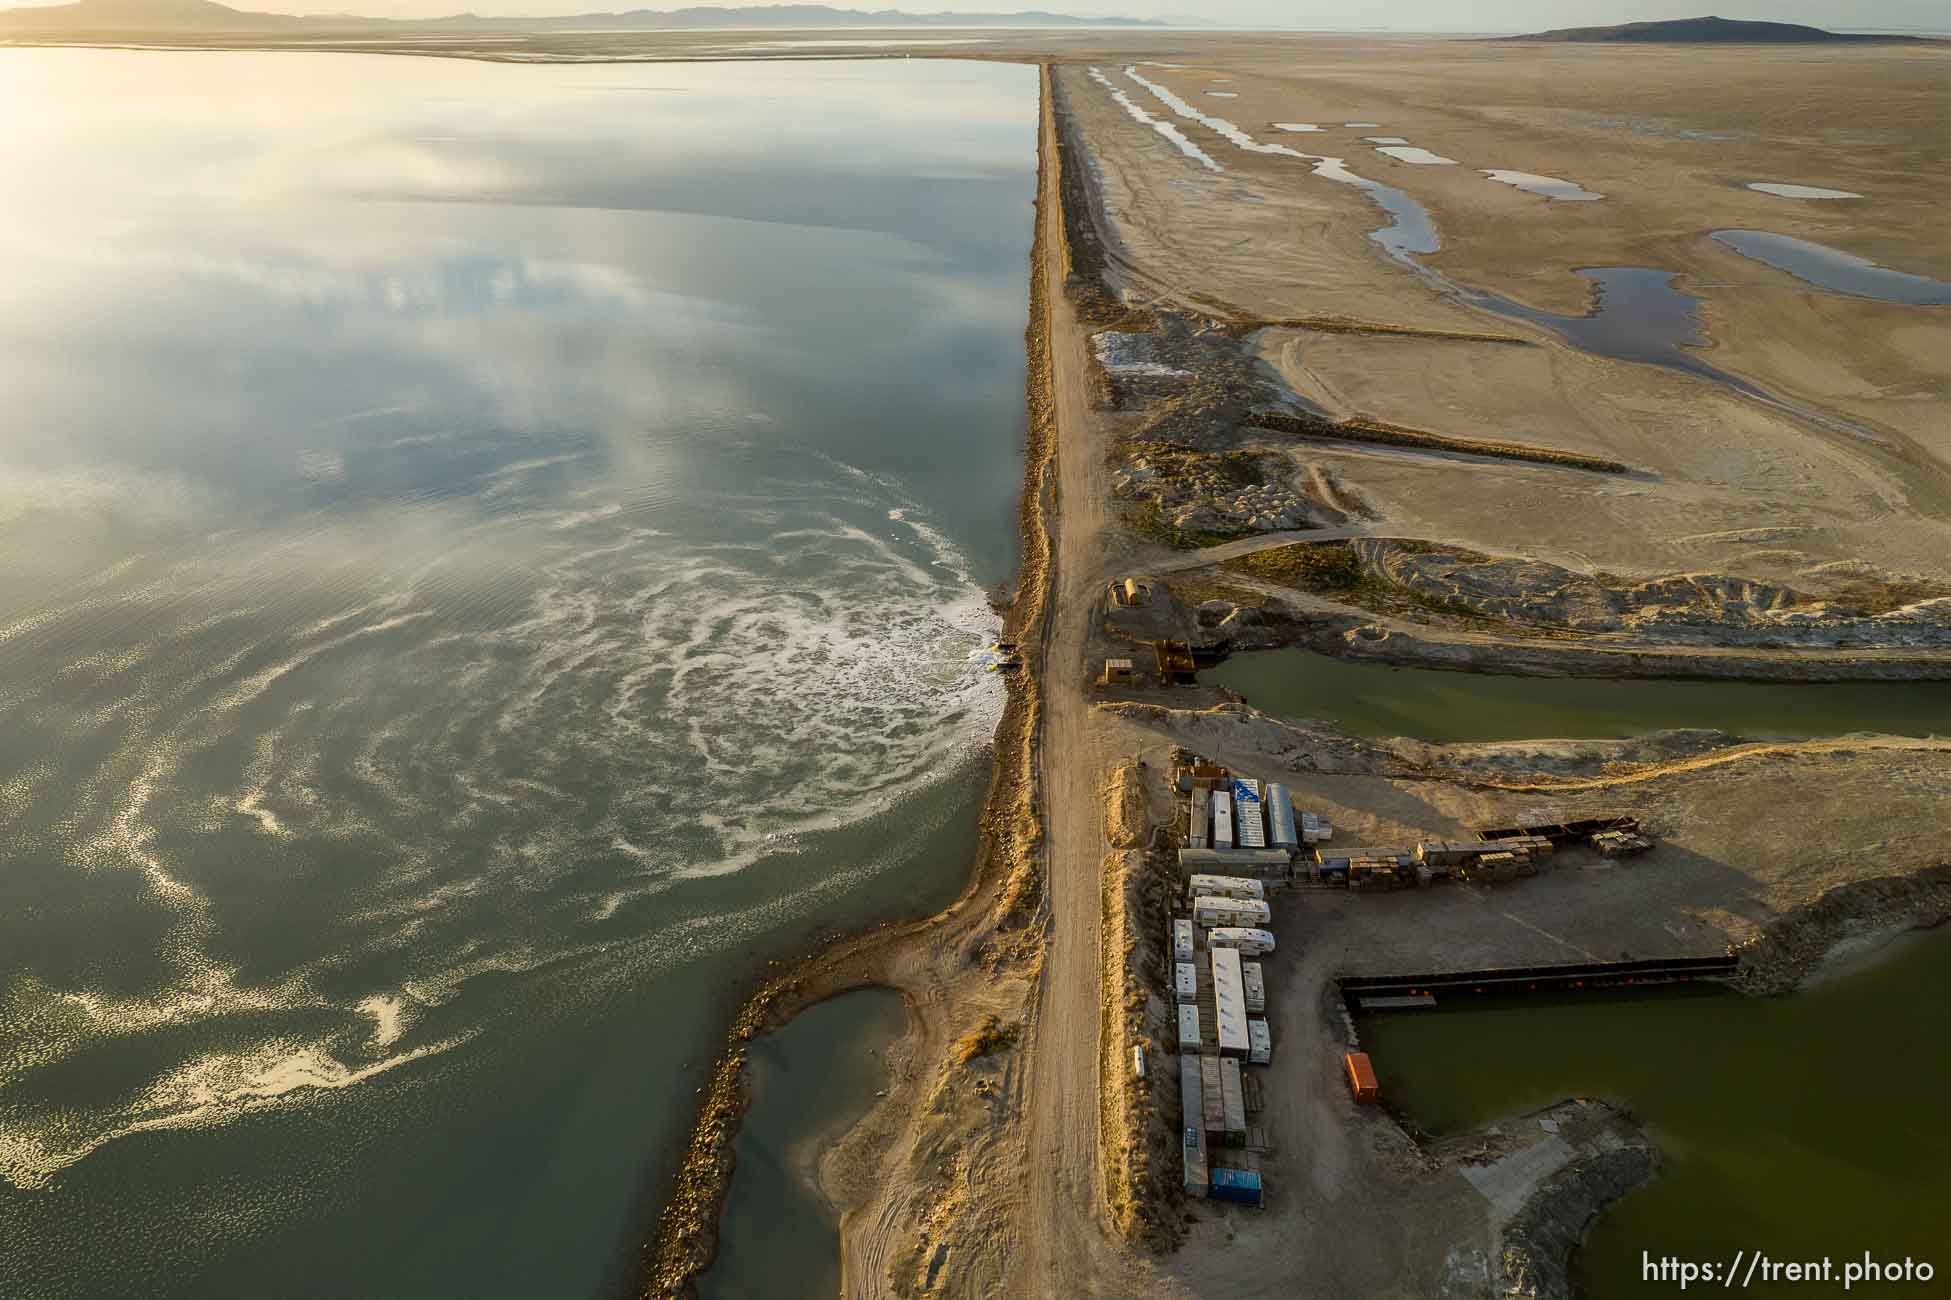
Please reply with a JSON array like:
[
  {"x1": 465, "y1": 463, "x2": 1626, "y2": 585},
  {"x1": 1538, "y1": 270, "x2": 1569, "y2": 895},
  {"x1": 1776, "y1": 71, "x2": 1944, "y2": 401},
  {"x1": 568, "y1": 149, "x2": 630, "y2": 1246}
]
[
  {"x1": 1469, "y1": 267, "x2": 1722, "y2": 375},
  {"x1": 1201, "y1": 649, "x2": 1951, "y2": 742},
  {"x1": 1482, "y1": 168, "x2": 1604, "y2": 201},
  {"x1": 1713, "y1": 230, "x2": 1951, "y2": 305},
  {"x1": 702, "y1": 989, "x2": 908, "y2": 1300},
  {"x1": 1376, "y1": 145, "x2": 1456, "y2": 165},
  {"x1": 1746, "y1": 181, "x2": 1862, "y2": 199},
  {"x1": 1359, "y1": 932, "x2": 1951, "y2": 1298}
]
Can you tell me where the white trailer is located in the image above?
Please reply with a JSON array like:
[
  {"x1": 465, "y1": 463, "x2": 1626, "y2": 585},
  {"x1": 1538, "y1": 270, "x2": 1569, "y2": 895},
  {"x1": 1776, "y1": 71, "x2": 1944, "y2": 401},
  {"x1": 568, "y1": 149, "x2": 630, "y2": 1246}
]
[
  {"x1": 1232, "y1": 778, "x2": 1266, "y2": 849},
  {"x1": 1208, "y1": 927, "x2": 1277, "y2": 957},
  {"x1": 1211, "y1": 946, "x2": 1250, "y2": 1057},
  {"x1": 1174, "y1": 961, "x2": 1198, "y2": 1004},
  {"x1": 1177, "y1": 1003, "x2": 1203, "y2": 1051},
  {"x1": 1212, "y1": 790, "x2": 1234, "y2": 851},
  {"x1": 1187, "y1": 873, "x2": 1265, "y2": 903},
  {"x1": 1247, "y1": 1017, "x2": 1272, "y2": 1065},
  {"x1": 1192, "y1": 896, "x2": 1272, "y2": 929},
  {"x1": 1172, "y1": 917, "x2": 1195, "y2": 964},
  {"x1": 1242, "y1": 961, "x2": 1266, "y2": 1014}
]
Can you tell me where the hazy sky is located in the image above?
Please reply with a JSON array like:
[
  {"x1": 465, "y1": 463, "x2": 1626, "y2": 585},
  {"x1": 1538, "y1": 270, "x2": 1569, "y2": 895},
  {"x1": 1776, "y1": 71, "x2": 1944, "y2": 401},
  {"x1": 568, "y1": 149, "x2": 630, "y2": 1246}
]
[{"x1": 19, "y1": 0, "x2": 1948, "y2": 29}]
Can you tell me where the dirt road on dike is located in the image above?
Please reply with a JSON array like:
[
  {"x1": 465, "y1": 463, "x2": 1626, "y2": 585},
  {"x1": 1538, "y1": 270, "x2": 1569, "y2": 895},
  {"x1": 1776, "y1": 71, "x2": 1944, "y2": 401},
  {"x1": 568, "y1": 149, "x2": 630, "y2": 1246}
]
[{"x1": 1012, "y1": 66, "x2": 1161, "y2": 1300}]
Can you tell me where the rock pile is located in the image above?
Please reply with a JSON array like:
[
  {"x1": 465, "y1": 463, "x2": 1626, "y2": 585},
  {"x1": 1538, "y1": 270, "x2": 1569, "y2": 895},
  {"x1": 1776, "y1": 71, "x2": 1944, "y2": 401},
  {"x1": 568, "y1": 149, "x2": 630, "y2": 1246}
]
[{"x1": 1115, "y1": 447, "x2": 1314, "y2": 535}]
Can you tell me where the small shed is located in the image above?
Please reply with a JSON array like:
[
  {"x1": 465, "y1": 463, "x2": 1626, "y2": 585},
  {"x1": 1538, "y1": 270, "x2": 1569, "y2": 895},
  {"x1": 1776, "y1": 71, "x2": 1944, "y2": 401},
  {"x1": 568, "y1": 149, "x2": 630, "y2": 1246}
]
[{"x1": 1100, "y1": 657, "x2": 1136, "y2": 687}]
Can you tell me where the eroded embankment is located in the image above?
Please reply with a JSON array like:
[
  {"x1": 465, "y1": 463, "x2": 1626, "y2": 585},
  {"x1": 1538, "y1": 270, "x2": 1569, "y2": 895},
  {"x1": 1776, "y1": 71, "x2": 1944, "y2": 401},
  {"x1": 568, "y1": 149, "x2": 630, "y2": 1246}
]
[
  {"x1": 1245, "y1": 408, "x2": 1631, "y2": 474},
  {"x1": 638, "y1": 66, "x2": 1062, "y2": 1300}
]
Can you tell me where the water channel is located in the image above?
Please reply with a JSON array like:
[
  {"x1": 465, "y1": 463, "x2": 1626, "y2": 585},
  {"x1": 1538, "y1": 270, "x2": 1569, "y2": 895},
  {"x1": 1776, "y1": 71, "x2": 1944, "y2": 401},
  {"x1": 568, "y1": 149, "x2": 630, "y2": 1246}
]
[{"x1": 1201, "y1": 648, "x2": 1951, "y2": 743}]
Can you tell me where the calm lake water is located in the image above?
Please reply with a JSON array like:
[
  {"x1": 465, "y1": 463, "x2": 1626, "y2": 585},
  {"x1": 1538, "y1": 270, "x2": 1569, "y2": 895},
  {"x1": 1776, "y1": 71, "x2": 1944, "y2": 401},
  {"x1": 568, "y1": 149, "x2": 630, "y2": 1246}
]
[
  {"x1": 702, "y1": 988, "x2": 908, "y2": 1300},
  {"x1": 1360, "y1": 931, "x2": 1951, "y2": 1298},
  {"x1": 0, "y1": 49, "x2": 1035, "y2": 1298},
  {"x1": 1203, "y1": 649, "x2": 1951, "y2": 742}
]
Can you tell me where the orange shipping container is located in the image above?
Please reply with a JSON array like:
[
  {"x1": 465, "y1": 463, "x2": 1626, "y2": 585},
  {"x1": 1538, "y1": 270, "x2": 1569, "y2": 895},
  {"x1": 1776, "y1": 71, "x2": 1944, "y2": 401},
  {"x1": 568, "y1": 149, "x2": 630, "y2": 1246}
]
[{"x1": 1344, "y1": 1052, "x2": 1380, "y2": 1104}]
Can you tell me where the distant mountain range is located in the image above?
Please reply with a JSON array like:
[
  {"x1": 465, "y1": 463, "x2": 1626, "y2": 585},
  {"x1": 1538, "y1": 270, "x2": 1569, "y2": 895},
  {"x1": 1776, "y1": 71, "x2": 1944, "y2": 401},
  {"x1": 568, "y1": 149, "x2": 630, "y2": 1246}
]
[
  {"x1": 1507, "y1": 15, "x2": 1931, "y2": 43},
  {"x1": 0, "y1": 0, "x2": 1162, "y2": 32}
]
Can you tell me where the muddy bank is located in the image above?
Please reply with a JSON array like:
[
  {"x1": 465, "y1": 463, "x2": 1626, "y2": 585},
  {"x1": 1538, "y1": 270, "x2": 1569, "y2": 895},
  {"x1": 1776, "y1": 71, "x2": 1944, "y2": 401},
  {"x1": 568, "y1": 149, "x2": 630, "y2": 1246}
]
[
  {"x1": 1734, "y1": 864, "x2": 1951, "y2": 995},
  {"x1": 638, "y1": 67, "x2": 1061, "y2": 1300},
  {"x1": 1499, "y1": 1143, "x2": 1659, "y2": 1300}
]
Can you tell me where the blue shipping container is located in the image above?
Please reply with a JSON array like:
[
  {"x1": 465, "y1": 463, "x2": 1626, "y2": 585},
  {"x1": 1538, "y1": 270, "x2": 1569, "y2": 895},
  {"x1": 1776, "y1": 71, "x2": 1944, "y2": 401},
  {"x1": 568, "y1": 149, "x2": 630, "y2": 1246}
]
[{"x1": 1209, "y1": 1167, "x2": 1263, "y2": 1205}]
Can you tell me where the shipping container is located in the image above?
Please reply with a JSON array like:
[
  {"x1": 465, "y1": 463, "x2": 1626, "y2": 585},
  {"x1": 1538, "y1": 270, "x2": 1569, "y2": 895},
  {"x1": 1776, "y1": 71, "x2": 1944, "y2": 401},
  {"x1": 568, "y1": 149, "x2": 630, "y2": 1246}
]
[
  {"x1": 1182, "y1": 1125, "x2": 1209, "y2": 1198},
  {"x1": 1232, "y1": 778, "x2": 1266, "y2": 849},
  {"x1": 1187, "y1": 873, "x2": 1265, "y2": 903},
  {"x1": 1187, "y1": 786, "x2": 1209, "y2": 849},
  {"x1": 1208, "y1": 927, "x2": 1277, "y2": 956},
  {"x1": 1247, "y1": 1017, "x2": 1272, "y2": 1065},
  {"x1": 1210, "y1": 946, "x2": 1250, "y2": 1057},
  {"x1": 1174, "y1": 961, "x2": 1197, "y2": 1004},
  {"x1": 1219, "y1": 1057, "x2": 1247, "y2": 1143},
  {"x1": 1200, "y1": 1055, "x2": 1224, "y2": 1135},
  {"x1": 1172, "y1": 918, "x2": 1195, "y2": 964},
  {"x1": 1212, "y1": 790, "x2": 1234, "y2": 851},
  {"x1": 1344, "y1": 1051, "x2": 1379, "y2": 1103},
  {"x1": 1192, "y1": 896, "x2": 1272, "y2": 929},
  {"x1": 1242, "y1": 961, "x2": 1266, "y2": 1014},
  {"x1": 1266, "y1": 783, "x2": 1299, "y2": 850},
  {"x1": 1179, "y1": 1052, "x2": 1202, "y2": 1129},
  {"x1": 1209, "y1": 1166, "x2": 1263, "y2": 1206},
  {"x1": 1177, "y1": 1003, "x2": 1203, "y2": 1051}
]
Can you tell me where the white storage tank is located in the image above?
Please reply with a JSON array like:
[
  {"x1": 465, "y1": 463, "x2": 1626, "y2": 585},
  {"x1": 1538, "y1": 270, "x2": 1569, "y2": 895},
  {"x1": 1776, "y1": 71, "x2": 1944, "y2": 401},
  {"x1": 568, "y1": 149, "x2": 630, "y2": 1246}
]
[
  {"x1": 1187, "y1": 873, "x2": 1265, "y2": 903},
  {"x1": 1232, "y1": 778, "x2": 1266, "y2": 849},
  {"x1": 1192, "y1": 896, "x2": 1272, "y2": 929},
  {"x1": 1208, "y1": 927, "x2": 1276, "y2": 957},
  {"x1": 1174, "y1": 961, "x2": 1197, "y2": 1004},
  {"x1": 1212, "y1": 790, "x2": 1234, "y2": 851},
  {"x1": 1180, "y1": 847, "x2": 1294, "y2": 876},
  {"x1": 1247, "y1": 1017, "x2": 1272, "y2": 1065},
  {"x1": 1177, "y1": 1003, "x2": 1203, "y2": 1051},
  {"x1": 1242, "y1": 961, "x2": 1266, "y2": 1014},
  {"x1": 1266, "y1": 783, "x2": 1299, "y2": 851},
  {"x1": 1172, "y1": 917, "x2": 1195, "y2": 964}
]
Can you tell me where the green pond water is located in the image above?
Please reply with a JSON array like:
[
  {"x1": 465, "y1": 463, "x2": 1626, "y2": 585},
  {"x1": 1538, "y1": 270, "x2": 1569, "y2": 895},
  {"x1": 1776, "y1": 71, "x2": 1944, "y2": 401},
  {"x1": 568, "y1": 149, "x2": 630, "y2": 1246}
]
[
  {"x1": 1202, "y1": 649, "x2": 1951, "y2": 742},
  {"x1": 0, "y1": 49, "x2": 1035, "y2": 1299},
  {"x1": 1359, "y1": 932, "x2": 1951, "y2": 1298},
  {"x1": 702, "y1": 988, "x2": 908, "y2": 1300}
]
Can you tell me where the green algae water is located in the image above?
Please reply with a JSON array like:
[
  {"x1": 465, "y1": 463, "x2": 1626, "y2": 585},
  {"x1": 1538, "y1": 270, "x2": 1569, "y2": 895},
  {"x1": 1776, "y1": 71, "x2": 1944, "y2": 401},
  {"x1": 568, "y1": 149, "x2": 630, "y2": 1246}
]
[
  {"x1": 0, "y1": 49, "x2": 1035, "y2": 1298},
  {"x1": 1203, "y1": 649, "x2": 1951, "y2": 742},
  {"x1": 702, "y1": 988, "x2": 908, "y2": 1300},
  {"x1": 1359, "y1": 932, "x2": 1951, "y2": 1298}
]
